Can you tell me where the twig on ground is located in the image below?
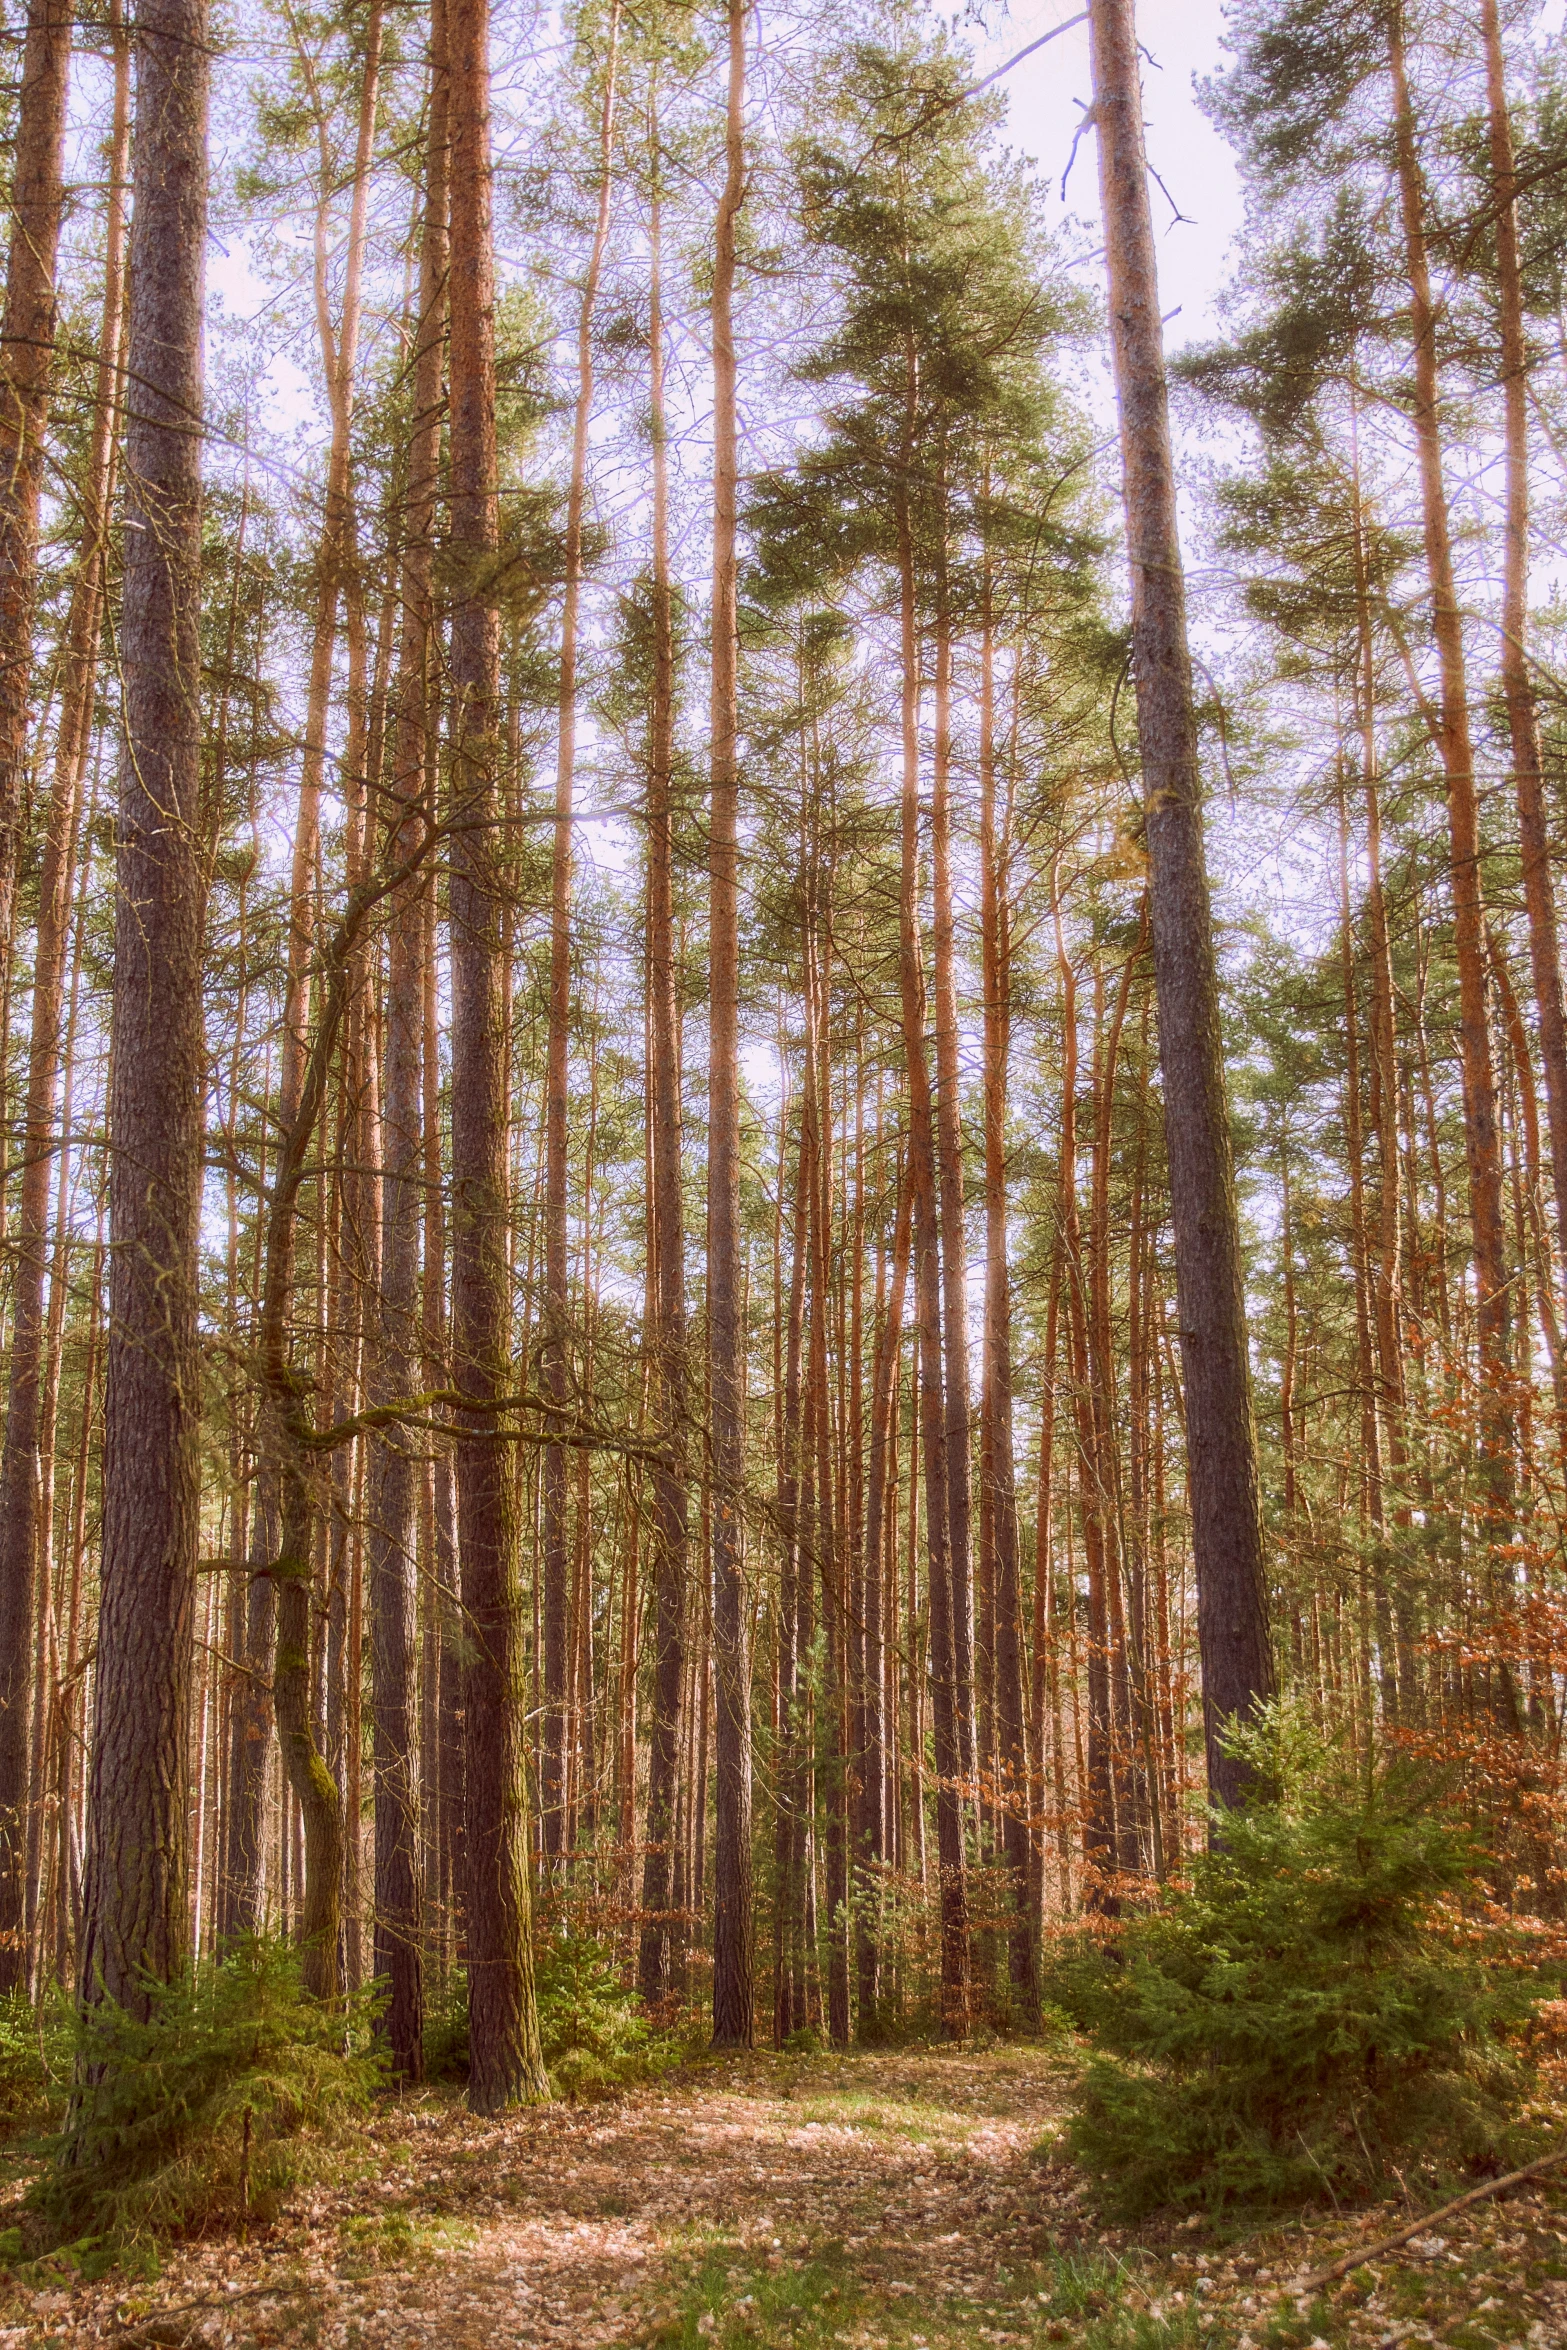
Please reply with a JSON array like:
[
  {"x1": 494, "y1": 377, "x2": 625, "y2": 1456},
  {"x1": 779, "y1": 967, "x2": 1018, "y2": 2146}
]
[
  {"x1": 111, "y1": 2276, "x2": 303, "y2": 2343},
  {"x1": 1302, "y1": 2142, "x2": 1567, "y2": 2292}
]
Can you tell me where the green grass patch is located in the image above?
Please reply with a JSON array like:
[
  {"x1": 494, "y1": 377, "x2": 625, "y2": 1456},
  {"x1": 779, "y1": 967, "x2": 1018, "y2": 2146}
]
[{"x1": 335, "y1": 2205, "x2": 477, "y2": 2278}]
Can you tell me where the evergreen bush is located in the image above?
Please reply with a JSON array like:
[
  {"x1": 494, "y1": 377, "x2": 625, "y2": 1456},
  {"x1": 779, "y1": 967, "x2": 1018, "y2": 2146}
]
[
  {"x1": 1053, "y1": 1738, "x2": 1544, "y2": 2217},
  {"x1": 535, "y1": 1927, "x2": 681, "y2": 2099},
  {"x1": 36, "y1": 1935, "x2": 381, "y2": 2245},
  {"x1": 0, "y1": 1985, "x2": 73, "y2": 2140}
]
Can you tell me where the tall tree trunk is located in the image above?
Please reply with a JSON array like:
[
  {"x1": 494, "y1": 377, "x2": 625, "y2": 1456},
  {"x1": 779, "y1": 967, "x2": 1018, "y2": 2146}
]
[
  {"x1": 930, "y1": 596, "x2": 976, "y2": 1788},
  {"x1": 543, "y1": 0, "x2": 622, "y2": 1868},
  {"x1": 0, "y1": 14, "x2": 128, "y2": 1987},
  {"x1": 639, "y1": 86, "x2": 689, "y2": 2005},
  {"x1": 1087, "y1": 0, "x2": 1274, "y2": 1812},
  {"x1": 707, "y1": 0, "x2": 754, "y2": 2051},
  {"x1": 447, "y1": 0, "x2": 548, "y2": 2107},
  {"x1": 0, "y1": 0, "x2": 71, "y2": 1000},
  {"x1": 365, "y1": 0, "x2": 448, "y2": 2076},
  {"x1": 1481, "y1": 0, "x2": 1567, "y2": 1327},
  {"x1": 1387, "y1": 2, "x2": 1513, "y2": 1546},
  {"x1": 978, "y1": 608, "x2": 1033, "y2": 2015},
  {"x1": 895, "y1": 403, "x2": 968, "y2": 2038},
  {"x1": 80, "y1": 0, "x2": 210, "y2": 2015}
]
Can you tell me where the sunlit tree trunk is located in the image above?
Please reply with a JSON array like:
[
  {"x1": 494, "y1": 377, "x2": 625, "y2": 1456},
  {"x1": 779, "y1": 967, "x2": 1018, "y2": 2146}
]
[
  {"x1": 1088, "y1": 0, "x2": 1274, "y2": 1811},
  {"x1": 447, "y1": 0, "x2": 548, "y2": 2107},
  {"x1": 80, "y1": 0, "x2": 210, "y2": 2016},
  {"x1": 365, "y1": 0, "x2": 448, "y2": 2075},
  {"x1": 708, "y1": 0, "x2": 754, "y2": 2051},
  {"x1": 543, "y1": 1, "x2": 622, "y2": 1867},
  {"x1": 0, "y1": 13, "x2": 128, "y2": 1987}
]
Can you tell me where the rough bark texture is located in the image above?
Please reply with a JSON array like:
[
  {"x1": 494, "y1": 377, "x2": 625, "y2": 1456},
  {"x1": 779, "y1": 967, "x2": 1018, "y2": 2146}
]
[
  {"x1": 447, "y1": 0, "x2": 548, "y2": 2109},
  {"x1": 708, "y1": 0, "x2": 754, "y2": 2051},
  {"x1": 366, "y1": 0, "x2": 448, "y2": 2077},
  {"x1": 80, "y1": 0, "x2": 211, "y2": 2015},
  {"x1": 0, "y1": 13, "x2": 127, "y2": 1987},
  {"x1": 1088, "y1": 0, "x2": 1274, "y2": 1814}
]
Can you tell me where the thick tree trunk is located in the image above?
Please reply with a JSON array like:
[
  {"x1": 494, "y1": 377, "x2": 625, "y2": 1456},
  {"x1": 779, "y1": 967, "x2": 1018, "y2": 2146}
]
[
  {"x1": 708, "y1": 0, "x2": 754, "y2": 2052},
  {"x1": 447, "y1": 0, "x2": 548, "y2": 2108},
  {"x1": 0, "y1": 14, "x2": 129, "y2": 1988},
  {"x1": 80, "y1": 0, "x2": 210, "y2": 2015},
  {"x1": 1088, "y1": 0, "x2": 1274, "y2": 1812},
  {"x1": 365, "y1": 0, "x2": 448, "y2": 2076}
]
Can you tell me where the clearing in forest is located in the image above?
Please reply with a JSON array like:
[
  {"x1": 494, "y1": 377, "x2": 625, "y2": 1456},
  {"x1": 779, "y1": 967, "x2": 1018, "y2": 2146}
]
[{"x1": 12, "y1": 2044, "x2": 1567, "y2": 2350}]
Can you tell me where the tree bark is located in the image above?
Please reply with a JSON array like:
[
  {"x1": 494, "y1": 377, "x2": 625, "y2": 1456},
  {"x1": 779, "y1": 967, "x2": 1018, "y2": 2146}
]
[
  {"x1": 1386, "y1": 1, "x2": 1512, "y2": 1540},
  {"x1": 447, "y1": 0, "x2": 548, "y2": 2107},
  {"x1": 543, "y1": 1, "x2": 622, "y2": 1868},
  {"x1": 978, "y1": 609, "x2": 1034, "y2": 2014},
  {"x1": 1481, "y1": 0, "x2": 1567, "y2": 1334},
  {"x1": 895, "y1": 410, "x2": 968, "y2": 2037},
  {"x1": 0, "y1": 12, "x2": 129, "y2": 1988},
  {"x1": 80, "y1": 0, "x2": 210, "y2": 2015},
  {"x1": 639, "y1": 89, "x2": 689, "y2": 2006},
  {"x1": 930, "y1": 602, "x2": 976, "y2": 1788},
  {"x1": 0, "y1": 0, "x2": 71, "y2": 1004},
  {"x1": 707, "y1": 0, "x2": 754, "y2": 2051},
  {"x1": 1088, "y1": 0, "x2": 1274, "y2": 1813},
  {"x1": 365, "y1": 0, "x2": 448, "y2": 2076}
]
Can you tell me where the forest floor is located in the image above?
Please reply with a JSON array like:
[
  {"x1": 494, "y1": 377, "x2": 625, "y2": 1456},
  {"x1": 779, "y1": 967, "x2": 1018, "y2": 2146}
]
[{"x1": 7, "y1": 2041, "x2": 1567, "y2": 2350}]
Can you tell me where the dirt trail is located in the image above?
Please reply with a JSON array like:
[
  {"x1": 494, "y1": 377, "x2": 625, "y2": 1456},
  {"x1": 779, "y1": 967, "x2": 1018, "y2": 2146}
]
[
  {"x1": 21, "y1": 2046, "x2": 1567, "y2": 2349},
  {"x1": 33, "y1": 2046, "x2": 1080, "y2": 2347}
]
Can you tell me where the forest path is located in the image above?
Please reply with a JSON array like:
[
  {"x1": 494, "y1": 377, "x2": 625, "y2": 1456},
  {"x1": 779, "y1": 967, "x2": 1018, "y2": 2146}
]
[
  {"x1": 47, "y1": 2042, "x2": 1083, "y2": 2348},
  {"x1": 32, "y1": 2042, "x2": 1567, "y2": 2350}
]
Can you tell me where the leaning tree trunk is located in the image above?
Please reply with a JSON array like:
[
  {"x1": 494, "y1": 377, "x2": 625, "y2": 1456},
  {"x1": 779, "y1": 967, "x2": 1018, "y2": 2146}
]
[
  {"x1": 708, "y1": 0, "x2": 755, "y2": 2053},
  {"x1": 447, "y1": 0, "x2": 549, "y2": 2110},
  {"x1": 79, "y1": 0, "x2": 210, "y2": 2017},
  {"x1": 365, "y1": 0, "x2": 449, "y2": 2077},
  {"x1": 0, "y1": 7, "x2": 127, "y2": 1990},
  {"x1": 1087, "y1": 0, "x2": 1274, "y2": 1814}
]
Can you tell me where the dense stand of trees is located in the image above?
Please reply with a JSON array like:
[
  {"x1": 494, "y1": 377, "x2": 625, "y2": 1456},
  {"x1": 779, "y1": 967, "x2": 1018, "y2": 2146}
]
[{"x1": 0, "y1": 0, "x2": 1562, "y2": 2093}]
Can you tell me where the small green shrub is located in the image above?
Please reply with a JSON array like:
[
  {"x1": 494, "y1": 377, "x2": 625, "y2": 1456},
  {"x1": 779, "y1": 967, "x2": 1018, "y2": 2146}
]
[
  {"x1": 36, "y1": 1935, "x2": 382, "y2": 2245},
  {"x1": 1054, "y1": 1754, "x2": 1542, "y2": 2217},
  {"x1": 535, "y1": 1928, "x2": 679, "y2": 2100},
  {"x1": 0, "y1": 1984, "x2": 73, "y2": 2140}
]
